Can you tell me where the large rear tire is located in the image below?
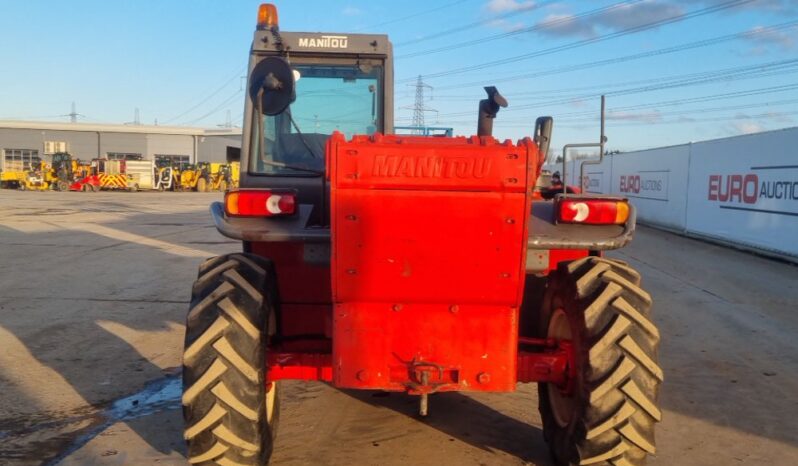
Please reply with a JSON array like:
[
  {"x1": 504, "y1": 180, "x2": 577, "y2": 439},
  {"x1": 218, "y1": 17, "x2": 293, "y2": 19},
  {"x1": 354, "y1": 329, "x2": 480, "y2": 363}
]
[
  {"x1": 539, "y1": 257, "x2": 662, "y2": 466},
  {"x1": 196, "y1": 178, "x2": 207, "y2": 193},
  {"x1": 183, "y1": 253, "x2": 280, "y2": 465}
]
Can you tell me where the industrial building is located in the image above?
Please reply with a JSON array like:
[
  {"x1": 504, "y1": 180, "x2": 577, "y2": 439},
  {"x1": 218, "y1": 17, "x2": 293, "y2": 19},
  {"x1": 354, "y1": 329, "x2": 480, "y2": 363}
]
[{"x1": 0, "y1": 120, "x2": 241, "y2": 171}]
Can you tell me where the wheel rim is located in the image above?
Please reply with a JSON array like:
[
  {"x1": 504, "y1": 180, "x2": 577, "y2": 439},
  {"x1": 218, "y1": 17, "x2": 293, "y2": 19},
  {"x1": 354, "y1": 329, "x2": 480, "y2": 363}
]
[{"x1": 547, "y1": 307, "x2": 575, "y2": 428}]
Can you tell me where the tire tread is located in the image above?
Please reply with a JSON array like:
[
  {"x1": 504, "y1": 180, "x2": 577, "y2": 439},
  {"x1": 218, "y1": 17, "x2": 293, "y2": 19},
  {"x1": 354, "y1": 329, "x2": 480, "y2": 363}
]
[
  {"x1": 183, "y1": 253, "x2": 278, "y2": 465},
  {"x1": 540, "y1": 257, "x2": 662, "y2": 466}
]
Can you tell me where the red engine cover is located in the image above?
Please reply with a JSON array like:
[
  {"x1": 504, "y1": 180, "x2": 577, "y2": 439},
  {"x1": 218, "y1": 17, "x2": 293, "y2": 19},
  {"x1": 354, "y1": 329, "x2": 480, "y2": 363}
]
[{"x1": 328, "y1": 133, "x2": 539, "y2": 392}]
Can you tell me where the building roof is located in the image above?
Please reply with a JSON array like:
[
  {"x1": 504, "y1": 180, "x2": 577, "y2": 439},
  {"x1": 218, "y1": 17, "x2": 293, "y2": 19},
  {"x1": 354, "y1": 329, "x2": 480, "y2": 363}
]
[{"x1": 0, "y1": 120, "x2": 242, "y2": 136}]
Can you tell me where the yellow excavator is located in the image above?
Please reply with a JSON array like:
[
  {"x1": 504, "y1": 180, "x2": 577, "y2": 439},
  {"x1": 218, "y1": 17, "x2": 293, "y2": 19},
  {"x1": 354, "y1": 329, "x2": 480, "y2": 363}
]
[{"x1": 179, "y1": 162, "x2": 212, "y2": 192}]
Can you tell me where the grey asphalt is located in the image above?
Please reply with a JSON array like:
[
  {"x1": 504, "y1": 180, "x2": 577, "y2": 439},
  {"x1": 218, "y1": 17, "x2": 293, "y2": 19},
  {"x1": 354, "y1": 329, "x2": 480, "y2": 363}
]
[{"x1": 0, "y1": 190, "x2": 796, "y2": 465}]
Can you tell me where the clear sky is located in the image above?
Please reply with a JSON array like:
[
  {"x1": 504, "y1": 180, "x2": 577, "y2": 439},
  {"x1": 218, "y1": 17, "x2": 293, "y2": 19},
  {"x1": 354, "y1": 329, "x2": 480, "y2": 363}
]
[{"x1": 0, "y1": 0, "x2": 796, "y2": 152}]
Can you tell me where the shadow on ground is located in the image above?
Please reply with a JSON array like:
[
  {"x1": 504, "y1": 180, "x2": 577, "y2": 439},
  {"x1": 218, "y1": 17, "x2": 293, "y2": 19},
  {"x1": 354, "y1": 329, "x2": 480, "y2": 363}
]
[{"x1": 1, "y1": 194, "x2": 798, "y2": 465}]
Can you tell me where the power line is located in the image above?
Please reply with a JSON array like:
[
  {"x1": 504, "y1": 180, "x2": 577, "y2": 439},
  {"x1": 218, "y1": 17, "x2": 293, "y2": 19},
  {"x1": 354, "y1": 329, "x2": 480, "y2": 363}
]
[
  {"x1": 429, "y1": 58, "x2": 798, "y2": 102},
  {"x1": 397, "y1": 0, "x2": 755, "y2": 82},
  {"x1": 562, "y1": 110, "x2": 798, "y2": 128},
  {"x1": 531, "y1": 62, "x2": 798, "y2": 110},
  {"x1": 435, "y1": 71, "x2": 798, "y2": 119},
  {"x1": 594, "y1": 84, "x2": 798, "y2": 114},
  {"x1": 557, "y1": 98, "x2": 798, "y2": 123},
  {"x1": 182, "y1": 89, "x2": 243, "y2": 126},
  {"x1": 397, "y1": 0, "x2": 641, "y2": 58},
  {"x1": 409, "y1": 79, "x2": 798, "y2": 127},
  {"x1": 573, "y1": 82, "x2": 798, "y2": 115},
  {"x1": 163, "y1": 64, "x2": 246, "y2": 124},
  {"x1": 436, "y1": 65, "x2": 798, "y2": 116},
  {"x1": 448, "y1": 84, "x2": 798, "y2": 126},
  {"x1": 480, "y1": 109, "x2": 798, "y2": 129},
  {"x1": 432, "y1": 20, "x2": 798, "y2": 92},
  {"x1": 412, "y1": 95, "x2": 798, "y2": 128},
  {"x1": 394, "y1": 0, "x2": 558, "y2": 48}
]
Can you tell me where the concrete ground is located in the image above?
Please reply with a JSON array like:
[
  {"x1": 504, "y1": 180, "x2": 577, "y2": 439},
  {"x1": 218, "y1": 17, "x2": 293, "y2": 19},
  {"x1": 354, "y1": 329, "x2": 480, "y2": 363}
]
[{"x1": 0, "y1": 190, "x2": 796, "y2": 466}]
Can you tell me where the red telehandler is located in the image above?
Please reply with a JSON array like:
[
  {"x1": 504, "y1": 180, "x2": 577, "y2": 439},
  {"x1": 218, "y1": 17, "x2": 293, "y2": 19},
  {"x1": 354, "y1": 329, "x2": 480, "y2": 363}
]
[{"x1": 182, "y1": 5, "x2": 662, "y2": 465}]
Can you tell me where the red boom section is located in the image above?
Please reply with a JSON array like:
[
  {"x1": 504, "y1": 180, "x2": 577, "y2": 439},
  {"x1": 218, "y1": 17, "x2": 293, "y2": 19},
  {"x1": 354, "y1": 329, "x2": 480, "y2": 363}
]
[{"x1": 328, "y1": 133, "x2": 538, "y2": 392}]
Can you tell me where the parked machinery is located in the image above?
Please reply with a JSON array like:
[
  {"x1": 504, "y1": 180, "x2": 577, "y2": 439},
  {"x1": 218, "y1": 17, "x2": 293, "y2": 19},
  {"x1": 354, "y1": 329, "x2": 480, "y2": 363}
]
[
  {"x1": 181, "y1": 5, "x2": 662, "y2": 466},
  {"x1": 179, "y1": 164, "x2": 197, "y2": 191},
  {"x1": 18, "y1": 160, "x2": 51, "y2": 191},
  {"x1": 51, "y1": 152, "x2": 78, "y2": 191},
  {"x1": 181, "y1": 162, "x2": 213, "y2": 192},
  {"x1": 125, "y1": 160, "x2": 156, "y2": 191},
  {"x1": 70, "y1": 158, "x2": 128, "y2": 192},
  {"x1": 208, "y1": 163, "x2": 234, "y2": 191},
  {"x1": 154, "y1": 157, "x2": 180, "y2": 191},
  {"x1": 229, "y1": 161, "x2": 240, "y2": 189},
  {"x1": 0, "y1": 162, "x2": 27, "y2": 189}
]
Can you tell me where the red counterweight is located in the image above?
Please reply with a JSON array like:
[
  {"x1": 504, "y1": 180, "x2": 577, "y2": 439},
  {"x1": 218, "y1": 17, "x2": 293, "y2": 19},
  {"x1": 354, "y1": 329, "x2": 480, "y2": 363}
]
[{"x1": 327, "y1": 132, "x2": 540, "y2": 392}]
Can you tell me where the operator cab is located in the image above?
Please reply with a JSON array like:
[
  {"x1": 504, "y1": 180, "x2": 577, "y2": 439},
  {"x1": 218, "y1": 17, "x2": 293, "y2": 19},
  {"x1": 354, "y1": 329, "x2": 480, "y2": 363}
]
[{"x1": 240, "y1": 5, "x2": 393, "y2": 225}]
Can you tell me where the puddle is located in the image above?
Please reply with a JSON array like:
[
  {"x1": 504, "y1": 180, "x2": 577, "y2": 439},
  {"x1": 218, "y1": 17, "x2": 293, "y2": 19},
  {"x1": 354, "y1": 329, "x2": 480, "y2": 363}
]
[
  {"x1": 45, "y1": 375, "x2": 181, "y2": 465},
  {"x1": 107, "y1": 376, "x2": 182, "y2": 421}
]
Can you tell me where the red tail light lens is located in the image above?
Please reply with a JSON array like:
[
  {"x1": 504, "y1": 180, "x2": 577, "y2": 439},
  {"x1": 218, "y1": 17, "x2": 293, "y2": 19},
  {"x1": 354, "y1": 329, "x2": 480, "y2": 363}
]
[
  {"x1": 225, "y1": 190, "x2": 296, "y2": 217},
  {"x1": 557, "y1": 199, "x2": 629, "y2": 225}
]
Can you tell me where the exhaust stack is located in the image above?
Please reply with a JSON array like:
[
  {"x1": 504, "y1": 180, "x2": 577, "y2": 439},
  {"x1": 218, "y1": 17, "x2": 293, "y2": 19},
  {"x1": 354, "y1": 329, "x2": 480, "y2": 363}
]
[{"x1": 477, "y1": 86, "x2": 508, "y2": 137}]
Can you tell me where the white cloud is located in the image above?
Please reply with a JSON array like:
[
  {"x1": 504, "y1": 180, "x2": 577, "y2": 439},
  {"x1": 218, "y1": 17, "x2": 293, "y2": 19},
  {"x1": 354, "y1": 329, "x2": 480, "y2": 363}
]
[
  {"x1": 732, "y1": 121, "x2": 765, "y2": 134},
  {"x1": 735, "y1": 25, "x2": 796, "y2": 56},
  {"x1": 764, "y1": 111, "x2": 794, "y2": 123},
  {"x1": 486, "y1": 0, "x2": 537, "y2": 13},
  {"x1": 745, "y1": 25, "x2": 796, "y2": 50},
  {"x1": 534, "y1": 1, "x2": 684, "y2": 39},
  {"x1": 679, "y1": 0, "x2": 794, "y2": 13},
  {"x1": 536, "y1": 13, "x2": 597, "y2": 38},
  {"x1": 597, "y1": 1, "x2": 683, "y2": 30},
  {"x1": 487, "y1": 18, "x2": 527, "y2": 32},
  {"x1": 342, "y1": 6, "x2": 363, "y2": 16}
]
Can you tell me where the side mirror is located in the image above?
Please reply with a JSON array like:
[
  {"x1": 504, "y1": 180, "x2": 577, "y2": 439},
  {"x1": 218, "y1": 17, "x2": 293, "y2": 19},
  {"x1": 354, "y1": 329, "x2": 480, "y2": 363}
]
[
  {"x1": 248, "y1": 57, "x2": 296, "y2": 116},
  {"x1": 534, "y1": 116, "x2": 553, "y2": 161}
]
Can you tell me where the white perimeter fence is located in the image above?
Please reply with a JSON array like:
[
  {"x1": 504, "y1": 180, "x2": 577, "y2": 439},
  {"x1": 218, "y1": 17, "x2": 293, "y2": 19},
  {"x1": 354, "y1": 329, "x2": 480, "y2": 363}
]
[{"x1": 544, "y1": 126, "x2": 798, "y2": 262}]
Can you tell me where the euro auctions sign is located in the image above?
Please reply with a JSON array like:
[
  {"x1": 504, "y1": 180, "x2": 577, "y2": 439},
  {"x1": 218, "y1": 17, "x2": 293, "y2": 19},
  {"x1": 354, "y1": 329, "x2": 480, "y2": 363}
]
[
  {"x1": 619, "y1": 171, "x2": 669, "y2": 201},
  {"x1": 707, "y1": 168, "x2": 798, "y2": 216},
  {"x1": 686, "y1": 127, "x2": 798, "y2": 259}
]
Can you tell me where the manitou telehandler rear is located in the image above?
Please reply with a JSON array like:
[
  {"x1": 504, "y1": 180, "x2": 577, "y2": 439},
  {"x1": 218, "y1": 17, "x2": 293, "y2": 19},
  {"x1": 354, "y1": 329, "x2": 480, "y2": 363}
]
[{"x1": 182, "y1": 5, "x2": 662, "y2": 466}]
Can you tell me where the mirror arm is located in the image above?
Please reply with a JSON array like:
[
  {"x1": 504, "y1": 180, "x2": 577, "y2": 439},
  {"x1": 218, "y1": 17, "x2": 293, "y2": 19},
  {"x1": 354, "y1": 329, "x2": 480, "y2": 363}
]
[{"x1": 257, "y1": 88, "x2": 265, "y2": 169}]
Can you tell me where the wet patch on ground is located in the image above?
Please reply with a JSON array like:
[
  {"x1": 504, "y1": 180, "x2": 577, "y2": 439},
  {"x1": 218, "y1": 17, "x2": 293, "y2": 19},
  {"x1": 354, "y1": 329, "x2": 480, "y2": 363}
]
[
  {"x1": 0, "y1": 374, "x2": 182, "y2": 465},
  {"x1": 44, "y1": 374, "x2": 182, "y2": 465}
]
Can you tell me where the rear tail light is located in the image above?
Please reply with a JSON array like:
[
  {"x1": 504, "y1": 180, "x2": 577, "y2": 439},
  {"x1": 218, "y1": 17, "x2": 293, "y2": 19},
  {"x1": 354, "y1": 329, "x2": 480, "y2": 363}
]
[
  {"x1": 557, "y1": 198, "x2": 629, "y2": 225},
  {"x1": 225, "y1": 190, "x2": 296, "y2": 217}
]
